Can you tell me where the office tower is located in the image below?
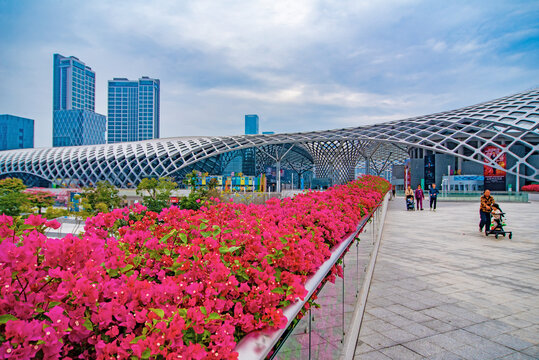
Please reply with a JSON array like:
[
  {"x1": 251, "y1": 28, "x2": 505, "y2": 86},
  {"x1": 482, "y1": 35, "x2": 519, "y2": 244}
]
[
  {"x1": 245, "y1": 114, "x2": 259, "y2": 135},
  {"x1": 107, "y1": 77, "x2": 160, "y2": 143},
  {"x1": 0, "y1": 114, "x2": 34, "y2": 150},
  {"x1": 52, "y1": 54, "x2": 106, "y2": 147}
]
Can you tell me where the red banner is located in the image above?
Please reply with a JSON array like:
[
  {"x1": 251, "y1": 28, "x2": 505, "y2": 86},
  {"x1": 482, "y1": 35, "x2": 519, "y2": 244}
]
[{"x1": 483, "y1": 145, "x2": 506, "y2": 191}]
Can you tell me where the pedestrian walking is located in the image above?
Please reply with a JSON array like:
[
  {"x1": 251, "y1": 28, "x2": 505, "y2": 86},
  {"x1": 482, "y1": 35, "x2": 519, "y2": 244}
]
[
  {"x1": 415, "y1": 185, "x2": 424, "y2": 210},
  {"x1": 392, "y1": 185, "x2": 396, "y2": 199},
  {"x1": 479, "y1": 189, "x2": 495, "y2": 234},
  {"x1": 429, "y1": 183, "x2": 439, "y2": 211}
]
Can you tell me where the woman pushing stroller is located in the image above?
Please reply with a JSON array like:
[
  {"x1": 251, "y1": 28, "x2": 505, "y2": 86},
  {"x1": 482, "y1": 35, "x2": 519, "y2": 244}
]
[{"x1": 405, "y1": 185, "x2": 415, "y2": 210}]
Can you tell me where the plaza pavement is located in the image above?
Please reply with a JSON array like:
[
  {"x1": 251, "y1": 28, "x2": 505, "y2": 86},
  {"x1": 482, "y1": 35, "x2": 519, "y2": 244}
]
[{"x1": 354, "y1": 198, "x2": 539, "y2": 359}]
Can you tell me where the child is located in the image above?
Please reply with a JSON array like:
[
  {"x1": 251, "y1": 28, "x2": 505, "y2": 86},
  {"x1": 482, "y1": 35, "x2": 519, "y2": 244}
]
[{"x1": 490, "y1": 203, "x2": 503, "y2": 230}]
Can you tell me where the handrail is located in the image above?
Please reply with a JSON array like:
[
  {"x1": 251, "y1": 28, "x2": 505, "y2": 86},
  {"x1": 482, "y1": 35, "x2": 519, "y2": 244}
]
[
  {"x1": 235, "y1": 193, "x2": 388, "y2": 359},
  {"x1": 341, "y1": 192, "x2": 390, "y2": 359}
]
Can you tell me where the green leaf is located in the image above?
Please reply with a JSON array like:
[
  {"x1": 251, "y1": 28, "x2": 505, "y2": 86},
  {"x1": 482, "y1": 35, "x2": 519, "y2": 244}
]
[
  {"x1": 107, "y1": 268, "x2": 119, "y2": 277},
  {"x1": 271, "y1": 287, "x2": 285, "y2": 295},
  {"x1": 149, "y1": 308, "x2": 164, "y2": 319},
  {"x1": 48, "y1": 301, "x2": 61, "y2": 309},
  {"x1": 219, "y1": 246, "x2": 241, "y2": 254},
  {"x1": 83, "y1": 318, "x2": 93, "y2": 331},
  {"x1": 274, "y1": 269, "x2": 282, "y2": 282},
  {"x1": 179, "y1": 233, "x2": 188, "y2": 244},
  {"x1": 130, "y1": 335, "x2": 147, "y2": 344},
  {"x1": 177, "y1": 308, "x2": 187, "y2": 317},
  {"x1": 207, "y1": 312, "x2": 221, "y2": 320},
  {"x1": 121, "y1": 264, "x2": 134, "y2": 273},
  {"x1": 160, "y1": 229, "x2": 177, "y2": 244},
  {"x1": 141, "y1": 348, "x2": 151, "y2": 359},
  {"x1": 199, "y1": 223, "x2": 208, "y2": 230},
  {"x1": 163, "y1": 248, "x2": 171, "y2": 256},
  {"x1": 133, "y1": 256, "x2": 143, "y2": 267},
  {"x1": 201, "y1": 231, "x2": 213, "y2": 237},
  {"x1": 200, "y1": 306, "x2": 207, "y2": 315},
  {"x1": 0, "y1": 314, "x2": 18, "y2": 324}
]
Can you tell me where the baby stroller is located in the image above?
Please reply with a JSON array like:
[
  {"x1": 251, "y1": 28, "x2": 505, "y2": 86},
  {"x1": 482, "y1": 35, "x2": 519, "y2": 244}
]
[
  {"x1": 485, "y1": 204, "x2": 512, "y2": 239},
  {"x1": 406, "y1": 196, "x2": 415, "y2": 211}
]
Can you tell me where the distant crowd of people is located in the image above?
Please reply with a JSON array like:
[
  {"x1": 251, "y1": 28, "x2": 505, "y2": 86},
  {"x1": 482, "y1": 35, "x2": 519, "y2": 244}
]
[
  {"x1": 393, "y1": 184, "x2": 504, "y2": 236},
  {"x1": 402, "y1": 183, "x2": 439, "y2": 211}
]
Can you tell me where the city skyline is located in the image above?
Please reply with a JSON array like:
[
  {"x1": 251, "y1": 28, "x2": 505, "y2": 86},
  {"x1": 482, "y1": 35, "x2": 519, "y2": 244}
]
[{"x1": 1, "y1": 0, "x2": 538, "y2": 148}]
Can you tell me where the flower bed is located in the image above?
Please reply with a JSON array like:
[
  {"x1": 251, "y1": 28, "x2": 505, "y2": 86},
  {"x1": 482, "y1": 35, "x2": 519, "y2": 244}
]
[
  {"x1": 0, "y1": 176, "x2": 389, "y2": 359},
  {"x1": 521, "y1": 184, "x2": 539, "y2": 192}
]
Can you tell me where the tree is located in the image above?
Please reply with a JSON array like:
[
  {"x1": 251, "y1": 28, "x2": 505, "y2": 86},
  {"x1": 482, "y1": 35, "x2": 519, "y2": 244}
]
[
  {"x1": 178, "y1": 171, "x2": 222, "y2": 211},
  {"x1": 0, "y1": 178, "x2": 28, "y2": 216},
  {"x1": 136, "y1": 177, "x2": 178, "y2": 212},
  {"x1": 81, "y1": 181, "x2": 124, "y2": 216},
  {"x1": 26, "y1": 190, "x2": 56, "y2": 214}
]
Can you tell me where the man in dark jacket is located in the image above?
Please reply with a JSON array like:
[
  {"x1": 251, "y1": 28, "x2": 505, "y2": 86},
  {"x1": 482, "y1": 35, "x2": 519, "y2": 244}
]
[
  {"x1": 429, "y1": 183, "x2": 439, "y2": 211},
  {"x1": 479, "y1": 189, "x2": 495, "y2": 234}
]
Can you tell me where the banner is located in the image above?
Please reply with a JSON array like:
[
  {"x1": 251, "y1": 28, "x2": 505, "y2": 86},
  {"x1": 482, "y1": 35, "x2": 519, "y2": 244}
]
[
  {"x1": 483, "y1": 145, "x2": 506, "y2": 191},
  {"x1": 424, "y1": 154, "x2": 435, "y2": 188}
]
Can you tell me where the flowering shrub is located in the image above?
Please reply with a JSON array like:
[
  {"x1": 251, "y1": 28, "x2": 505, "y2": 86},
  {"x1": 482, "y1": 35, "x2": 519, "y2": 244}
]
[
  {"x1": 522, "y1": 184, "x2": 539, "y2": 192},
  {"x1": 0, "y1": 176, "x2": 389, "y2": 359}
]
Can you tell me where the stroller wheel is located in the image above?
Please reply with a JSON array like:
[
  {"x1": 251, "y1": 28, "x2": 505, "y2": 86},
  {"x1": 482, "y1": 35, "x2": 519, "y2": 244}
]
[
  {"x1": 495, "y1": 234, "x2": 498, "y2": 239},
  {"x1": 509, "y1": 233, "x2": 512, "y2": 239}
]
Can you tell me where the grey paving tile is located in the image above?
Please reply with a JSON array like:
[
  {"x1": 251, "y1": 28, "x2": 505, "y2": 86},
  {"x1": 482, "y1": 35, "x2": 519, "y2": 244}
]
[
  {"x1": 354, "y1": 351, "x2": 392, "y2": 360},
  {"x1": 363, "y1": 319, "x2": 397, "y2": 332},
  {"x1": 404, "y1": 322, "x2": 439, "y2": 338},
  {"x1": 354, "y1": 341, "x2": 375, "y2": 354},
  {"x1": 403, "y1": 338, "x2": 445, "y2": 357},
  {"x1": 498, "y1": 352, "x2": 536, "y2": 360},
  {"x1": 521, "y1": 345, "x2": 539, "y2": 358},
  {"x1": 383, "y1": 314, "x2": 415, "y2": 328},
  {"x1": 359, "y1": 332, "x2": 397, "y2": 350},
  {"x1": 422, "y1": 319, "x2": 457, "y2": 333},
  {"x1": 367, "y1": 307, "x2": 398, "y2": 319},
  {"x1": 380, "y1": 345, "x2": 423, "y2": 360},
  {"x1": 426, "y1": 351, "x2": 463, "y2": 360},
  {"x1": 491, "y1": 333, "x2": 535, "y2": 351},
  {"x1": 401, "y1": 311, "x2": 434, "y2": 323},
  {"x1": 382, "y1": 328, "x2": 418, "y2": 343},
  {"x1": 450, "y1": 345, "x2": 499, "y2": 360},
  {"x1": 425, "y1": 333, "x2": 463, "y2": 351}
]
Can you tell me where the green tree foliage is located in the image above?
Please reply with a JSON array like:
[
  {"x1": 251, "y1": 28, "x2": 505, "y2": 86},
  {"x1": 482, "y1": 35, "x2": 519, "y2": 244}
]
[
  {"x1": 179, "y1": 171, "x2": 222, "y2": 210},
  {"x1": 136, "y1": 177, "x2": 178, "y2": 212},
  {"x1": 26, "y1": 190, "x2": 56, "y2": 214},
  {"x1": 80, "y1": 181, "x2": 124, "y2": 216},
  {"x1": 0, "y1": 178, "x2": 28, "y2": 216}
]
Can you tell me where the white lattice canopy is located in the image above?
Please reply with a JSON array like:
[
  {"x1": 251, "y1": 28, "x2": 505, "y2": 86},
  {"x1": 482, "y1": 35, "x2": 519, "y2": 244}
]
[{"x1": 1, "y1": 89, "x2": 538, "y2": 187}]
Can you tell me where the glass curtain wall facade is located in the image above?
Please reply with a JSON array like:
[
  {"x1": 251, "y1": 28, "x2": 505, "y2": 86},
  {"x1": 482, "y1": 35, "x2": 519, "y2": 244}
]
[
  {"x1": 52, "y1": 54, "x2": 106, "y2": 147},
  {"x1": 245, "y1": 114, "x2": 259, "y2": 135},
  {"x1": 0, "y1": 114, "x2": 34, "y2": 150},
  {"x1": 107, "y1": 77, "x2": 160, "y2": 143}
]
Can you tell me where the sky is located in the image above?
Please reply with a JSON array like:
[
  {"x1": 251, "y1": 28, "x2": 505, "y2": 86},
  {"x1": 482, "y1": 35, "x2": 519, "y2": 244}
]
[{"x1": 1, "y1": 0, "x2": 538, "y2": 148}]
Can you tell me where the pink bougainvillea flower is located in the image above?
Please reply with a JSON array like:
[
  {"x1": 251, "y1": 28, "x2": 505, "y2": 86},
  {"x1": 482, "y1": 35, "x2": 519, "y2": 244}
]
[{"x1": 0, "y1": 176, "x2": 389, "y2": 359}]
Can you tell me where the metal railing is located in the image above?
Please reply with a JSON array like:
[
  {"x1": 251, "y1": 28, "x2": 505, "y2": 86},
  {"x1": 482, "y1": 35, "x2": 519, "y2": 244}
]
[{"x1": 235, "y1": 193, "x2": 390, "y2": 359}]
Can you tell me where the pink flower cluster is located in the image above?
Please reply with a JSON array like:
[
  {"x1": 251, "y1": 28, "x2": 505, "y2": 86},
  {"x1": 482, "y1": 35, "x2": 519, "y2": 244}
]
[
  {"x1": 522, "y1": 184, "x2": 539, "y2": 192},
  {"x1": 0, "y1": 176, "x2": 389, "y2": 359}
]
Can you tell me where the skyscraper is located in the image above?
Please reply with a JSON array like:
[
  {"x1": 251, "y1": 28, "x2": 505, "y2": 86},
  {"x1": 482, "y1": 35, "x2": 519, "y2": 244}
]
[
  {"x1": 0, "y1": 114, "x2": 34, "y2": 151},
  {"x1": 52, "y1": 54, "x2": 106, "y2": 147},
  {"x1": 245, "y1": 114, "x2": 259, "y2": 135},
  {"x1": 107, "y1": 77, "x2": 160, "y2": 143}
]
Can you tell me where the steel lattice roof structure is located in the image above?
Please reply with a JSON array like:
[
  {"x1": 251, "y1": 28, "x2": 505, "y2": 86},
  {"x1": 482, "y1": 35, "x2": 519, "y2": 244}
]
[{"x1": 1, "y1": 88, "x2": 538, "y2": 188}]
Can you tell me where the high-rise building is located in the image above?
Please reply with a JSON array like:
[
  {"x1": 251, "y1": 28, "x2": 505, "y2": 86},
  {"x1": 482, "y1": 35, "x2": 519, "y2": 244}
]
[
  {"x1": 0, "y1": 114, "x2": 34, "y2": 151},
  {"x1": 107, "y1": 77, "x2": 160, "y2": 143},
  {"x1": 52, "y1": 54, "x2": 106, "y2": 147},
  {"x1": 245, "y1": 114, "x2": 259, "y2": 135}
]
